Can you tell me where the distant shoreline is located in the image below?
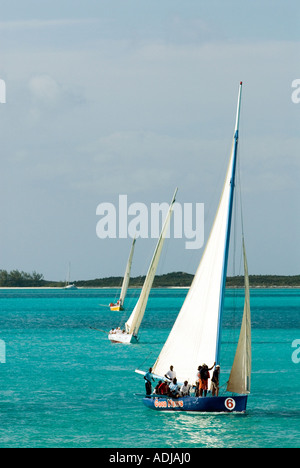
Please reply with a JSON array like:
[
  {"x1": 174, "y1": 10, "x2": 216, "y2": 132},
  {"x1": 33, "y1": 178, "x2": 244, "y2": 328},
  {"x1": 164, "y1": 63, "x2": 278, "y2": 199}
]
[{"x1": 0, "y1": 271, "x2": 299, "y2": 289}]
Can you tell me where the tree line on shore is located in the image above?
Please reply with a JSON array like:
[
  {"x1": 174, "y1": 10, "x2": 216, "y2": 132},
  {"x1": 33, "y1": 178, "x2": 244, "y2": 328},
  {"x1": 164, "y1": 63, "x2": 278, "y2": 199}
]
[
  {"x1": 0, "y1": 269, "x2": 299, "y2": 288},
  {"x1": 0, "y1": 270, "x2": 46, "y2": 287}
]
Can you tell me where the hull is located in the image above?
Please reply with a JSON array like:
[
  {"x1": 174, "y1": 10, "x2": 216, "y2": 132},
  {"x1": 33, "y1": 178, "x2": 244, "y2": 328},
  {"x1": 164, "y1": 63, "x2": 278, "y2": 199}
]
[
  {"x1": 108, "y1": 331, "x2": 138, "y2": 344},
  {"x1": 109, "y1": 305, "x2": 124, "y2": 311},
  {"x1": 143, "y1": 395, "x2": 248, "y2": 413}
]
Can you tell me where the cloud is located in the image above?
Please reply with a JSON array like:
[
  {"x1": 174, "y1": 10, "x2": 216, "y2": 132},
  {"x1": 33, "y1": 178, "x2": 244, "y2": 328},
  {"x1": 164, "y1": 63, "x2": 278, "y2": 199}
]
[
  {"x1": 26, "y1": 74, "x2": 85, "y2": 129},
  {"x1": 72, "y1": 129, "x2": 230, "y2": 198},
  {"x1": 0, "y1": 18, "x2": 99, "y2": 31},
  {"x1": 1, "y1": 29, "x2": 299, "y2": 277},
  {"x1": 29, "y1": 75, "x2": 61, "y2": 106}
]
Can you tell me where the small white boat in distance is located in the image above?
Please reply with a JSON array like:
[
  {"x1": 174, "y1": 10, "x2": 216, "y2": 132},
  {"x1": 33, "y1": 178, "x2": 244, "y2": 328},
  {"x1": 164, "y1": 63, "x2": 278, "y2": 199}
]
[
  {"x1": 65, "y1": 284, "x2": 77, "y2": 290},
  {"x1": 64, "y1": 262, "x2": 77, "y2": 290}
]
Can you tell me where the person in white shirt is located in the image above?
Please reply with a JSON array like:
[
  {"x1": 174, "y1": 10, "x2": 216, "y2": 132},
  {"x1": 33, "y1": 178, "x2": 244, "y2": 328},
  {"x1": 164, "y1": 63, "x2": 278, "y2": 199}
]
[
  {"x1": 180, "y1": 381, "x2": 191, "y2": 397},
  {"x1": 168, "y1": 378, "x2": 180, "y2": 398},
  {"x1": 164, "y1": 365, "x2": 176, "y2": 382}
]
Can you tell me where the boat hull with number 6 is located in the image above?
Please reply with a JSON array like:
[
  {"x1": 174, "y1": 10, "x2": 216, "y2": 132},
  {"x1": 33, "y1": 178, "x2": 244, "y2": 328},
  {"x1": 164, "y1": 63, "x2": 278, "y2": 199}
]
[{"x1": 143, "y1": 395, "x2": 247, "y2": 412}]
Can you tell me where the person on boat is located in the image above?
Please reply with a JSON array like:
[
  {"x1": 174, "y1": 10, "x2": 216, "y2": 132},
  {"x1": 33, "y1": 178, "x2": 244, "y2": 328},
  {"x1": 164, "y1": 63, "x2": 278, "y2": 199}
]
[
  {"x1": 199, "y1": 362, "x2": 216, "y2": 397},
  {"x1": 195, "y1": 365, "x2": 202, "y2": 396},
  {"x1": 154, "y1": 381, "x2": 163, "y2": 394},
  {"x1": 144, "y1": 368, "x2": 155, "y2": 396},
  {"x1": 158, "y1": 381, "x2": 169, "y2": 395},
  {"x1": 168, "y1": 378, "x2": 180, "y2": 398},
  {"x1": 165, "y1": 365, "x2": 176, "y2": 382},
  {"x1": 210, "y1": 365, "x2": 220, "y2": 397},
  {"x1": 180, "y1": 381, "x2": 191, "y2": 397}
]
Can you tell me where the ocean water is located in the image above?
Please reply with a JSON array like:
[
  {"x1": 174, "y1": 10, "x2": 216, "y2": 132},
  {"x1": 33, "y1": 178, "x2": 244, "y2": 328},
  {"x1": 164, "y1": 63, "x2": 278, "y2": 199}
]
[{"x1": 0, "y1": 287, "x2": 299, "y2": 448}]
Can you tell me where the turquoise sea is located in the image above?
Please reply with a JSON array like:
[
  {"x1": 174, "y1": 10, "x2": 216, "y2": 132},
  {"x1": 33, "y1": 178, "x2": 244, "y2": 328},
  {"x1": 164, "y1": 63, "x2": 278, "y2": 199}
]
[{"x1": 0, "y1": 287, "x2": 299, "y2": 448}]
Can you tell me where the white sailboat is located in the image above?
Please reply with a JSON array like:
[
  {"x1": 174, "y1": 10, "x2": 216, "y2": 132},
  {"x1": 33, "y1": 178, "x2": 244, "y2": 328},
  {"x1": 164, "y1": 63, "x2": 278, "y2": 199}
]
[
  {"x1": 136, "y1": 82, "x2": 251, "y2": 412},
  {"x1": 64, "y1": 262, "x2": 77, "y2": 290},
  {"x1": 109, "y1": 237, "x2": 136, "y2": 311},
  {"x1": 108, "y1": 188, "x2": 178, "y2": 344}
]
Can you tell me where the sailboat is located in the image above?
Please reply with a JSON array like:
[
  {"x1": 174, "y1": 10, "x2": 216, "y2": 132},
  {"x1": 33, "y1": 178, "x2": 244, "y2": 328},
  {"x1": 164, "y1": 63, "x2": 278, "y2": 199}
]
[
  {"x1": 109, "y1": 237, "x2": 136, "y2": 311},
  {"x1": 136, "y1": 82, "x2": 251, "y2": 413},
  {"x1": 64, "y1": 262, "x2": 77, "y2": 290},
  {"x1": 108, "y1": 188, "x2": 178, "y2": 344}
]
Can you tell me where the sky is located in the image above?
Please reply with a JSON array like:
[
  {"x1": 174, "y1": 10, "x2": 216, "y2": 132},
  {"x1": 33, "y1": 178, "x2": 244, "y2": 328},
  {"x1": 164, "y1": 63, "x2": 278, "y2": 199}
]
[{"x1": 0, "y1": 0, "x2": 299, "y2": 281}]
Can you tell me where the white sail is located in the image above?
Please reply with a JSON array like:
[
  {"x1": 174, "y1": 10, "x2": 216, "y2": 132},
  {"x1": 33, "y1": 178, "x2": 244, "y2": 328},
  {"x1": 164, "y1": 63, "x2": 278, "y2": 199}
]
[
  {"x1": 227, "y1": 238, "x2": 251, "y2": 394},
  {"x1": 125, "y1": 188, "x2": 178, "y2": 336},
  {"x1": 119, "y1": 237, "x2": 136, "y2": 305},
  {"x1": 152, "y1": 84, "x2": 243, "y2": 385}
]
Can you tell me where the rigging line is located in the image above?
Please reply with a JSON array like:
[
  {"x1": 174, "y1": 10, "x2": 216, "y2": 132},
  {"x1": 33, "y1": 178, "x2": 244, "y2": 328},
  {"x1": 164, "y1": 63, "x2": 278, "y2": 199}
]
[
  {"x1": 157, "y1": 228, "x2": 171, "y2": 279},
  {"x1": 136, "y1": 351, "x2": 153, "y2": 371},
  {"x1": 111, "y1": 276, "x2": 123, "y2": 304},
  {"x1": 118, "y1": 307, "x2": 128, "y2": 329},
  {"x1": 231, "y1": 148, "x2": 239, "y2": 347},
  {"x1": 118, "y1": 289, "x2": 139, "y2": 327},
  {"x1": 237, "y1": 134, "x2": 246, "y2": 241},
  {"x1": 89, "y1": 327, "x2": 108, "y2": 334},
  {"x1": 219, "y1": 381, "x2": 230, "y2": 396}
]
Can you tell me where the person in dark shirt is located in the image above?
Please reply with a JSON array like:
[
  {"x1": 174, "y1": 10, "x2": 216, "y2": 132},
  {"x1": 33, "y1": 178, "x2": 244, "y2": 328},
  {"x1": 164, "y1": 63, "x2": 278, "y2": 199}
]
[
  {"x1": 199, "y1": 362, "x2": 216, "y2": 397},
  {"x1": 210, "y1": 365, "x2": 220, "y2": 396},
  {"x1": 144, "y1": 368, "x2": 155, "y2": 396}
]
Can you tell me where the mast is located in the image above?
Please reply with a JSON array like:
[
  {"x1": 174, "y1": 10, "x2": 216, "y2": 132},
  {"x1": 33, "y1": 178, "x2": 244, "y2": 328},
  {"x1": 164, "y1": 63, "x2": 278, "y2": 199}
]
[
  {"x1": 66, "y1": 262, "x2": 71, "y2": 286},
  {"x1": 152, "y1": 83, "x2": 244, "y2": 385},
  {"x1": 215, "y1": 81, "x2": 243, "y2": 365},
  {"x1": 125, "y1": 188, "x2": 178, "y2": 336},
  {"x1": 119, "y1": 237, "x2": 136, "y2": 305}
]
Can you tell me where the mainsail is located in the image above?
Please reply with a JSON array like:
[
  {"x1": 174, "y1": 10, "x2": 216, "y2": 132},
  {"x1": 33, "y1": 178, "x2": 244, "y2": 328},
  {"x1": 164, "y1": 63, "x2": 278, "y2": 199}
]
[
  {"x1": 125, "y1": 188, "x2": 178, "y2": 336},
  {"x1": 227, "y1": 237, "x2": 251, "y2": 394},
  {"x1": 119, "y1": 237, "x2": 136, "y2": 306},
  {"x1": 152, "y1": 83, "x2": 243, "y2": 385}
]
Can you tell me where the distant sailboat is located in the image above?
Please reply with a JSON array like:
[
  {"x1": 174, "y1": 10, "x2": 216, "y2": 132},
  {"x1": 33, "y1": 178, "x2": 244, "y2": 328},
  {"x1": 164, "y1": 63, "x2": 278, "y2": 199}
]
[
  {"x1": 109, "y1": 237, "x2": 136, "y2": 311},
  {"x1": 136, "y1": 82, "x2": 251, "y2": 413},
  {"x1": 64, "y1": 262, "x2": 77, "y2": 290},
  {"x1": 108, "y1": 188, "x2": 178, "y2": 344}
]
